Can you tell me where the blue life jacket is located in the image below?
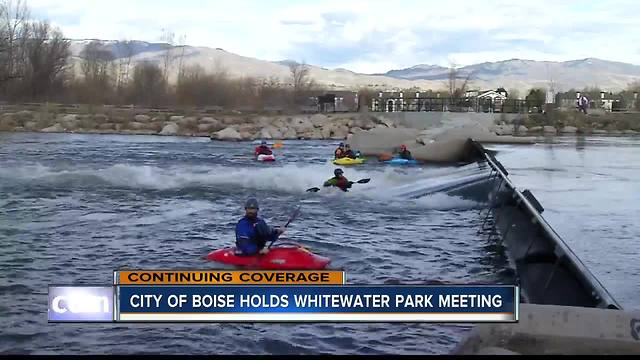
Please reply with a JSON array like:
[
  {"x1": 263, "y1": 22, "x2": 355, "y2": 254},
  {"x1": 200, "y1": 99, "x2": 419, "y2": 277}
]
[{"x1": 235, "y1": 216, "x2": 278, "y2": 255}]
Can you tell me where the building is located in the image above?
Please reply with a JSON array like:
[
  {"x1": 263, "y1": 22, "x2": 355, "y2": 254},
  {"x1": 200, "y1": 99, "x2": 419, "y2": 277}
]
[{"x1": 309, "y1": 91, "x2": 358, "y2": 112}]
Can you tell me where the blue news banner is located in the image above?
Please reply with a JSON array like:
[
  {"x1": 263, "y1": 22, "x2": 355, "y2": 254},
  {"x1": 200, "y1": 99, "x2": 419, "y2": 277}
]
[{"x1": 48, "y1": 285, "x2": 518, "y2": 322}]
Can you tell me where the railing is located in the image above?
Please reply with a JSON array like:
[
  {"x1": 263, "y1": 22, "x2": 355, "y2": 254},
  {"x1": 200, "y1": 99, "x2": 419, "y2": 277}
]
[{"x1": 370, "y1": 97, "x2": 540, "y2": 114}]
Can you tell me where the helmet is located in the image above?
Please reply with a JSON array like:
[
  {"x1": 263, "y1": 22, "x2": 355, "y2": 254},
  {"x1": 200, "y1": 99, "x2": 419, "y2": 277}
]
[
  {"x1": 400, "y1": 144, "x2": 407, "y2": 150},
  {"x1": 334, "y1": 168, "x2": 344, "y2": 176},
  {"x1": 261, "y1": 140, "x2": 267, "y2": 145},
  {"x1": 244, "y1": 197, "x2": 259, "y2": 209},
  {"x1": 345, "y1": 144, "x2": 351, "y2": 148},
  {"x1": 338, "y1": 142, "x2": 344, "y2": 147}
]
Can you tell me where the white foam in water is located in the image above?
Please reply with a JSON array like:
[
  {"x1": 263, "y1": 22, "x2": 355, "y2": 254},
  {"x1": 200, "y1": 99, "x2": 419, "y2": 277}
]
[{"x1": 1, "y1": 163, "x2": 485, "y2": 210}]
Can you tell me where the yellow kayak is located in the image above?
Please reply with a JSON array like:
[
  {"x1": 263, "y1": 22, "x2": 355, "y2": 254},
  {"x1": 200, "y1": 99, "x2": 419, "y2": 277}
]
[{"x1": 333, "y1": 157, "x2": 366, "y2": 165}]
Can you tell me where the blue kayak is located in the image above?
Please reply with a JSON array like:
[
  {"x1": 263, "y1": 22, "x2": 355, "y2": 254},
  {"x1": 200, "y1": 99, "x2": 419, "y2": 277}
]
[{"x1": 386, "y1": 158, "x2": 418, "y2": 165}]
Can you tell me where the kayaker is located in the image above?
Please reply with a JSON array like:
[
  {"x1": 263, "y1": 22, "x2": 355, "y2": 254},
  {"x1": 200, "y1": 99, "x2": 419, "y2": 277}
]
[
  {"x1": 235, "y1": 197, "x2": 284, "y2": 256},
  {"x1": 343, "y1": 144, "x2": 358, "y2": 159},
  {"x1": 398, "y1": 144, "x2": 413, "y2": 160},
  {"x1": 323, "y1": 168, "x2": 353, "y2": 192},
  {"x1": 334, "y1": 142, "x2": 346, "y2": 159},
  {"x1": 255, "y1": 140, "x2": 273, "y2": 157}
]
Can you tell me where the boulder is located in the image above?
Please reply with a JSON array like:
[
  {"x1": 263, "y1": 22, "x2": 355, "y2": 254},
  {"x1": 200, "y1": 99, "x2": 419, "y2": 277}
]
[
  {"x1": 197, "y1": 123, "x2": 219, "y2": 133},
  {"x1": 169, "y1": 115, "x2": 184, "y2": 123},
  {"x1": 259, "y1": 128, "x2": 273, "y2": 140},
  {"x1": 24, "y1": 121, "x2": 39, "y2": 130},
  {"x1": 529, "y1": 126, "x2": 543, "y2": 133},
  {"x1": 310, "y1": 114, "x2": 329, "y2": 128},
  {"x1": 41, "y1": 123, "x2": 64, "y2": 132},
  {"x1": 0, "y1": 115, "x2": 17, "y2": 129},
  {"x1": 291, "y1": 116, "x2": 314, "y2": 133},
  {"x1": 128, "y1": 122, "x2": 146, "y2": 130},
  {"x1": 592, "y1": 129, "x2": 607, "y2": 134},
  {"x1": 349, "y1": 126, "x2": 364, "y2": 134},
  {"x1": 214, "y1": 127, "x2": 242, "y2": 141},
  {"x1": 98, "y1": 123, "x2": 115, "y2": 130},
  {"x1": 491, "y1": 124, "x2": 514, "y2": 136},
  {"x1": 560, "y1": 126, "x2": 578, "y2": 134},
  {"x1": 177, "y1": 116, "x2": 198, "y2": 129},
  {"x1": 159, "y1": 122, "x2": 179, "y2": 135},
  {"x1": 134, "y1": 114, "x2": 151, "y2": 123},
  {"x1": 92, "y1": 114, "x2": 109, "y2": 124},
  {"x1": 199, "y1": 117, "x2": 220, "y2": 125},
  {"x1": 543, "y1": 126, "x2": 557, "y2": 134},
  {"x1": 283, "y1": 128, "x2": 298, "y2": 140},
  {"x1": 517, "y1": 125, "x2": 528, "y2": 134},
  {"x1": 623, "y1": 130, "x2": 637, "y2": 134}
]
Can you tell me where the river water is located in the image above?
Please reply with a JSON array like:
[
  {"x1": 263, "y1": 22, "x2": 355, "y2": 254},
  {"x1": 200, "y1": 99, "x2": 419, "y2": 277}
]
[{"x1": 0, "y1": 133, "x2": 638, "y2": 354}]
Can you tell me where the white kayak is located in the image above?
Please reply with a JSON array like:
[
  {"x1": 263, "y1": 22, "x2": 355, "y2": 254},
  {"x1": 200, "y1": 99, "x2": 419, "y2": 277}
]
[{"x1": 257, "y1": 154, "x2": 276, "y2": 162}]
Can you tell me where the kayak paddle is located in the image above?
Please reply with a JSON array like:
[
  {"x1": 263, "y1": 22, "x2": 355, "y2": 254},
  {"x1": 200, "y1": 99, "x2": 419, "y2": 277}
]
[
  {"x1": 306, "y1": 178, "x2": 371, "y2": 192},
  {"x1": 268, "y1": 205, "x2": 301, "y2": 249}
]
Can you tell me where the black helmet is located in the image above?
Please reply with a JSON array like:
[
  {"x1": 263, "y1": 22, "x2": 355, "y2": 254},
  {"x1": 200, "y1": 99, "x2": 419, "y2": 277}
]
[
  {"x1": 338, "y1": 142, "x2": 344, "y2": 147},
  {"x1": 244, "y1": 197, "x2": 259, "y2": 209},
  {"x1": 334, "y1": 168, "x2": 344, "y2": 176},
  {"x1": 261, "y1": 140, "x2": 267, "y2": 145}
]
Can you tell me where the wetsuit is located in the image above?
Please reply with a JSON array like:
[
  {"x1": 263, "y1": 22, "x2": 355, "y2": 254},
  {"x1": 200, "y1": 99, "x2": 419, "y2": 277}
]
[
  {"x1": 343, "y1": 149, "x2": 357, "y2": 159},
  {"x1": 323, "y1": 176, "x2": 353, "y2": 192},
  {"x1": 398, "y1": 150, "x2": 413, "y2": 160},
  {"x1": 235, "y1": 216, "x2": 280, "y2": 255}
]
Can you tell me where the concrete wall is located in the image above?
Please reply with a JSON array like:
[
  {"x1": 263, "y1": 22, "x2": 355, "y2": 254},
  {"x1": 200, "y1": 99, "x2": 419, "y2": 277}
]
[{"x1": 374, "y1": 112, "x2": 523, "y2": 130}]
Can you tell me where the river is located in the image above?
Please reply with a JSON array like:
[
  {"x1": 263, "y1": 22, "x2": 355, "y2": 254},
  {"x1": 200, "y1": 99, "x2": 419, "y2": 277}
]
[{"x1": 0, "y1": 133, "x2": 637, "y2": 354}]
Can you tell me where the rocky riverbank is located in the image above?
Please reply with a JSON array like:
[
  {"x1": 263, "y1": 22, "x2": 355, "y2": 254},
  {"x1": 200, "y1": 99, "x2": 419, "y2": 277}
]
[{"x1": 0, "y1": 109, "x2": 400, "y2": 140}]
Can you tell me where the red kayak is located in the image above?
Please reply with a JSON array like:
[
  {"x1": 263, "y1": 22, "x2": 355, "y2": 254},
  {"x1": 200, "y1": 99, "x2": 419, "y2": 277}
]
[{"x1": 205, "y1": 242, "x2": 330, "y2": 270}]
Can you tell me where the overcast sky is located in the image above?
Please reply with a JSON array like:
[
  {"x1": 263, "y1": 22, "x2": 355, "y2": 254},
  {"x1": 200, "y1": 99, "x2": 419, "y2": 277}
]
[{"x1": 29, "y1": 0, "x2": 640, "y2": 73}]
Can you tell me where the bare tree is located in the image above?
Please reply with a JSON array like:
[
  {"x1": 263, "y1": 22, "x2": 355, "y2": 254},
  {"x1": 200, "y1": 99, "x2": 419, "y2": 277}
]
[
  {"x1": 176, "y1": 34, "x2": 187, "y2": 81},
  {"x1": 115, "y1": 39, "x2": 135, "y2": 92},
  {"x1": 289, "y1": 61, "x2": 314, "y2": 105},
  {"x1": 23, "y1": 21, "x2": 70, "y2": 99},
  {"x1": 80, "y1": 41, "x2": 115, "y2": 103},
  {"x1": 160, "y1": 29, "x2": 175, "y2": 83},
  {"x1": 0, "y1": 0, "x2": 30, "y2": 90},
  {"x1": 130, "y1": 61, "x2": 166, "y2": 106},
  {"x1": 447, "y1": 62, "x2": 471, "y2": 98}
]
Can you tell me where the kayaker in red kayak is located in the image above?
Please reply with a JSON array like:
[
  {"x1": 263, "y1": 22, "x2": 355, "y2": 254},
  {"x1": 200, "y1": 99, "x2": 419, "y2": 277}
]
[
  {"x1": 235, "y1": 197, "x2": 284, "y2": 255},
  {"x1": 255, "y1": 140, "x2": 273, "y2": 157},
  {"x1": 323, "y1": 168, "x2": 353, "y2": 192}
]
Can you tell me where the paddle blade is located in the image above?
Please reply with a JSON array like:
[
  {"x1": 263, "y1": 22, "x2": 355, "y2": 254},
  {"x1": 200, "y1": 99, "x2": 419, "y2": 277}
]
[
  {"x1": 356, "y1": 178, "x2": 371, "y2": 184},
  {"x1": 306, "y1": 187, "x2": 321, "y2": 192}
]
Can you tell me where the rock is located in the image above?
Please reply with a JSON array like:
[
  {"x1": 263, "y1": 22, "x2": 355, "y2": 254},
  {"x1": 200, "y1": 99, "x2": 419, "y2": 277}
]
[
  {"x1": 199, "y1": 117, "x2": 220, "y2": 125},
  {"x1": 23, "y1": 121, "x2": 38, "y2": 130},
  {"x1": 0, "y1": 115, "x2": 17, "y2": 129},
  {"x1": 41, "y1": 123, "x2": 64, "y2": 132},
  {"x1": 491, "y1": 124, "x2": 514, "y2": 136},
  {"x1": 321, "y1": 126, "x2": 332, "y2": 139},
  {"x1": 128, "y1": 122, "x2": 146, "y2": 130},
  {"x1": 169, "y1": 115, "x2": 184, "y2": 123},
  {"x1": 560, "y1": 126, "x2": 578, "y2": 134},
  {"x1": 310, "y1": 114, "x2": 329, "y2": 128},
  {"x1": 529, "y1": 126, "x2": 543, "y2": 133},
  {"x1": 291, "y1": 116, "x2": 314, "y2": 133},
  {"x1": 159, "y1": 122, "x2": 179, "y2": 135},
  {"x1": 259, "y1": 128, "x2": 273, "y2": 140},
  {"x1": 214, "y1": 127, "x2": 242, "y2": 141},
  {"x1": 608, "y1": 130, "x2": 623, "y2": 135},
  {"x1": 623, "y1": 130, "x2": 637, "y2": 134},
  {"x1": 178, "y1": 116, "x2": 198, "y2": 129},
  {"x1": 197, "y1": 123, "x2": 219, "y2": 133},
  {"x1": 16, "y1": 110, "x2": 34, "y2": 122},
  {"x1": 97, "y1": 123, "x2": 115, "y2": 130},
  {"x1": 475, "y1": 347, "x2": 521, "y2": 355},
  {"x1": 543, "y1": 126, "x2": 557, "y2": 134},
  {"x1": 592, "y1": 129, "x2": 607, "y2": 134},
  {"x1": 350, "y1": 127, "x2": 364, "y2": 134},
  {"x1": 517, "y1": 125, "x2": 528, "y2": 134},
  {"x1": 240, "y1": 132, "x2": 253, "y2": 140},
  {"x1": 134, "y1": 115, "x2": 151, "y2": 123},
  {"x1": 92, "y1": 114, "x2": 109, "y2": 124},
  {"x1": 334, "y1": 125, "x2": 350, "y2": 139},
  {"x1": 283, "y1": 128, "x2": 298, "y2": 140}
]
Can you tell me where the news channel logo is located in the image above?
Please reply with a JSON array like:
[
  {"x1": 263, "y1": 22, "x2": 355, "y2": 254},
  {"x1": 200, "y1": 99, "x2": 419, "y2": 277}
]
[{"x1": 48, "y1": 286, "x2": 114, "y2": 322}]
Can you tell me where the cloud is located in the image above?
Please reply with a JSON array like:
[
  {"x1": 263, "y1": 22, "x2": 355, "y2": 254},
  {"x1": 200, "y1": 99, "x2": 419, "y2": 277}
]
[{"x1": 25, "y1": 0, "x2": 640, "y2": 73}]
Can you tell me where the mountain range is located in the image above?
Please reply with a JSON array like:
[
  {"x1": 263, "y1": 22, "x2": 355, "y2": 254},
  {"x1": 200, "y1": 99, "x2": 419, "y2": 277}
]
[{"x1": 68, "y1": 40, "x2": 640, "y2": 94}]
